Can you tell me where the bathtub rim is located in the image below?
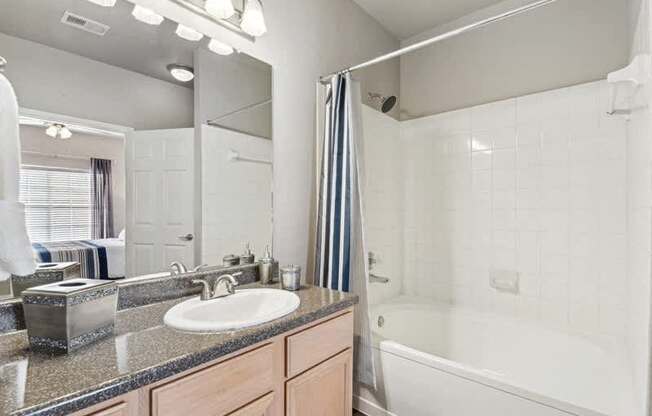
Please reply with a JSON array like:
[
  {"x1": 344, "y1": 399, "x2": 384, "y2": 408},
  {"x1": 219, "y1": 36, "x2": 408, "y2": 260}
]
[
  {"x1": 375, "y1": 339, "x2": 606, "y2": 416},
  {"x1": 368, "y1": 300, "x2": 621, "y2": 416}
]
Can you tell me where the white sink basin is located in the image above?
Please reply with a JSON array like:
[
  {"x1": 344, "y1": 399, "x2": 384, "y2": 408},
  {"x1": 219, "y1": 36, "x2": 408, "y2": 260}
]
[{"x1": 163, "y1": 288, "x2": 300, "y2": 333}]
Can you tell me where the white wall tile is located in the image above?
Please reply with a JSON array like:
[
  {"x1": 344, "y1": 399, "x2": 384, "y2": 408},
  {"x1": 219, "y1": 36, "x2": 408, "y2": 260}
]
[{"x1": 392, "y1": 80, "x2": 635, "y2": 343}]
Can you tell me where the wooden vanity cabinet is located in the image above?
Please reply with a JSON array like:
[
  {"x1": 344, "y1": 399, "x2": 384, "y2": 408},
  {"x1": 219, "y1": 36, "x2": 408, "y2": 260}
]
[
  {"x1": 286, "y1": 349, "x2": 353, "y2": 416},
  {"x1": 75, "y1": 308, "x2": 354, "y2": 416}
]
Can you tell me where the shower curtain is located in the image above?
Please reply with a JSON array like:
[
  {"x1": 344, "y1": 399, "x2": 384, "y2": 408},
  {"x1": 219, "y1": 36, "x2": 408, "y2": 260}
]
[{"x1": 315, "y1": 73, "x2": 375, "y2": 387}]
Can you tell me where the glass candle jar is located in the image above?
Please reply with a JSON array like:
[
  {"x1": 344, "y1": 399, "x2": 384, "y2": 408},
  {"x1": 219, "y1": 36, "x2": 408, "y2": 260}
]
[{"x1": 280, "y1": 264, "x2": 301, "y2": 291}]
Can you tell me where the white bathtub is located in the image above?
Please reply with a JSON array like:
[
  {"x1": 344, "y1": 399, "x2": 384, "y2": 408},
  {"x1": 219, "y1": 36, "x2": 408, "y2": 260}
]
[{"x1": 356, "y1": 298, "x2": 636, "y2": 416}]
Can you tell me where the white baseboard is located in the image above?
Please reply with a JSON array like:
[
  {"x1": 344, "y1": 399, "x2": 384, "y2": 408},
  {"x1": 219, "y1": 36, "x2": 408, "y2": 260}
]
[{"x1": 353, "y1": 395, "x2": 397, "y2": 416}]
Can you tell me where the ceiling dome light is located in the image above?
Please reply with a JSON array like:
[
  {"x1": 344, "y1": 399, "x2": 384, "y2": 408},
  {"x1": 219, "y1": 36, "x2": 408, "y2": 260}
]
[
  {"x1": 208, "y1": 38, "x2": 234, "y2": 55},
  {"x1": 205, "y1": 0, "x2": 235, "y2": 19},
  {"x1": 175, "y1": 23, "x2": 203, "y2": 41},
  {"x1": 132, "y1": 5, "x2": 164, "y2": 25},
  {"x1": 167, "y1": 64, "x2": 194, "y2": 82},
  {"x1": 241, "y1": 0, "x2": 267, "y2": 37},
  {"x1": 87, "y1": 0, "x2": 116, "y2": 7}
]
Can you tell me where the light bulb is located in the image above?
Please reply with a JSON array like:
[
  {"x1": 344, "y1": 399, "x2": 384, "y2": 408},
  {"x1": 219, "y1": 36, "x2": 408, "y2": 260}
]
[
  {"x1": 45, "y1": 124, "x2": 58, "y2": 138},
  {"x1": 132, "y1": 5, "x2": 164, "y2": 25},
  {"x1": 241, "y1": 0, "x2": 267, "y2": 37},
  {"x1": 205, "y1": 0, "x2": 235, "y2": 19},
  {"x1": 208, "y1": 38, "x2": 234, "y2": 55},
  {"x1": 175, "y1": 24, "x2": 203, "y2": 41},
  {"x1": 59, "y1": 127, "x2": 73, "y2": 140},
  {"x1": 87, "y1": 0, "x2": 116, "y2": 7}
]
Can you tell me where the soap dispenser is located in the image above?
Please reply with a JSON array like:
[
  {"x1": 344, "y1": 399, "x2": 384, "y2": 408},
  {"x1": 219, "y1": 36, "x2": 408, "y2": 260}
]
[
  {"x1": 240, "y1": 243, "x2": 255, "y2": 265},
  {"x1": 259, "y1": 245, "x2": 276, "y2": 284}
]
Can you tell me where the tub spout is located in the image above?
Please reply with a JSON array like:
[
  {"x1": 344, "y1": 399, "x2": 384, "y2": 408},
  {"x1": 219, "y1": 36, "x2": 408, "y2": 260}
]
[{"x1": 370, "y1": 273, "x2": 390, "y2": 283}]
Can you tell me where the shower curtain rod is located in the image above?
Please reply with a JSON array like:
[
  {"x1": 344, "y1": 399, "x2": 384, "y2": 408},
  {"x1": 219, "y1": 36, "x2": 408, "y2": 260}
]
[{"x1": 319, "y1": 0, "x2": 558, "y2": 84}]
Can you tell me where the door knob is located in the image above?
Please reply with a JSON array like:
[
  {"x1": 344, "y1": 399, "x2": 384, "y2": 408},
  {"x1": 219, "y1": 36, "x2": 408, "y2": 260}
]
[{"x1": 178, "y1": 233, "x2": 194, "y2": 241}]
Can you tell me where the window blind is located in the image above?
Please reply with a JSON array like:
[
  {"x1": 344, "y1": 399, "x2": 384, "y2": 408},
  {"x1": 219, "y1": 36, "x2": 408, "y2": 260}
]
[{"x1": 19, "y1": 166, "x2": 91, "y2": 243}]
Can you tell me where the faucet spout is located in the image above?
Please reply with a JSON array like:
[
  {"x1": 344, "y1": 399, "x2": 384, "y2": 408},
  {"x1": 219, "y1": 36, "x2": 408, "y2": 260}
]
[
  {"x1": 212, "y1": 272, "x2": 242, "y2": 298},
  {"x1": 169, "y1": 261, "x2": 188, "y2": 274}
]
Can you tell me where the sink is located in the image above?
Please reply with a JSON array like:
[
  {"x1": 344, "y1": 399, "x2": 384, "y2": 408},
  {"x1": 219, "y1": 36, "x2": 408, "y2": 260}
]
[{"x1": 164, "y1": 288, "x2": 300, "y2": 333}]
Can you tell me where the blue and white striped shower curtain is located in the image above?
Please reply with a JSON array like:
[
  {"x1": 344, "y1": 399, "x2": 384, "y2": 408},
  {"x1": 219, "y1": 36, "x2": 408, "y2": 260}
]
[{"x1": 316, "y1": 73, "x2": 375, "y2": 387}]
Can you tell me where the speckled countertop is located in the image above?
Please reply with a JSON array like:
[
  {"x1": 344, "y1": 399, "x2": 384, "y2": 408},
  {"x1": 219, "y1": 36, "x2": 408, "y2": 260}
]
[{"x1": 0, "y1": 283, "x2": 357, "y2": 416}]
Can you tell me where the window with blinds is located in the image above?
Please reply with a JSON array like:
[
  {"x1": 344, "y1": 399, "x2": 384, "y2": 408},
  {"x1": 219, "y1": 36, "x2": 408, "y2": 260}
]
[{"x1": 19, "y1": 166, "x2": 91, "y2": 243}]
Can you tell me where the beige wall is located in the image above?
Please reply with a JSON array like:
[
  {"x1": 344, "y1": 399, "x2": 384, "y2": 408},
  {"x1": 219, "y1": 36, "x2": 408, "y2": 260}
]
[
  {"x1": 0, "y1": 33, "x2": 193, "y2": 130},
  {"x1": 399, "y1": 0, "x2": 630, "y2": 119},
  {"x1": 19, "y1": 125, "x2": 126, "y2": 235}
]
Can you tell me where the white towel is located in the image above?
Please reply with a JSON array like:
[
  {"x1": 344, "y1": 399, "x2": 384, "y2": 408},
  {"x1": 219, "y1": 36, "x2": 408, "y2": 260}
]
[
  {"x1": 0, "y1": 201, "x2": 35, "y2": 278},
  {"x1": 0, "y1": 73, "x2": 35, "y2": 280}
]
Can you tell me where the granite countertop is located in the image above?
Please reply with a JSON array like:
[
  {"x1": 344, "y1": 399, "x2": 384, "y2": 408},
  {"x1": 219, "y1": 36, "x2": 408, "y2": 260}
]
[{"x1": 0, "y1": 283, "x2": 358, "y2": 416}]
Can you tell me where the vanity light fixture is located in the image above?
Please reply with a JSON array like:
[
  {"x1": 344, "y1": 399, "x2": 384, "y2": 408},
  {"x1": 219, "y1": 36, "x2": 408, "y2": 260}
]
[
  {"x1": 205, "y1": 0, "x2": 235, "y2": 20},
  {"x1": 167, "y1": 64, "x2": 194, "y2": 82},
  {"x1": 208, "y1": 38, "x2": 234, "y2": 55},
  {"x1": 132, "y1": 5, "x2": 164, "y2": 25},
  {"x1": 241, "y1": 0, "x2": 267, "y2": 37},
  {"x1": 45, "y1": 124, "x2": 73, "y2": 140},
  {"x1": 175, "y1": 23, "x2": 203, "y2": 41},
  {"x1": 87, "y1": 0, "x2": 116, "y2": 7}
]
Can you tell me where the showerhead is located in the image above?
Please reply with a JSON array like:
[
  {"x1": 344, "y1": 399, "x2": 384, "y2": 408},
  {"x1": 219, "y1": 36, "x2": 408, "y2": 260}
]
[{"x1": 368, "y1": 92, "x2": 397, "y2": 114}]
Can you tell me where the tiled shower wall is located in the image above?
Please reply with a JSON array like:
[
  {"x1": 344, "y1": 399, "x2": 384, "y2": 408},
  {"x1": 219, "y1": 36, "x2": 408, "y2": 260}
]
[
  {"x1": 361, "y1": 75, "x2": 651, "y2": 410},
  {"x1": 627, "y1": 0, "x2": 652, "y2": 412},
  {"x1": 362, "y1": 106, "x2": 404, "y2": 304},
  {"x1": 400, "y1": 81, "x2": 633, "y2": 339}
]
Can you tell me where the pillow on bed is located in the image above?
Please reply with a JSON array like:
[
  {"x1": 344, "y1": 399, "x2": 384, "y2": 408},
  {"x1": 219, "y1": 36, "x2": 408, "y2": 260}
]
[{"x1": 118, "y1": 229, "x2": 126, "y2": 240}]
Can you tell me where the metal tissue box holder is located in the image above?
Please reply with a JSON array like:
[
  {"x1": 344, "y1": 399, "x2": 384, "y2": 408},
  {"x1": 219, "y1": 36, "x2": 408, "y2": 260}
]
[{"x1": 22, "y1": 279, "x2": 118, "y2": 353}]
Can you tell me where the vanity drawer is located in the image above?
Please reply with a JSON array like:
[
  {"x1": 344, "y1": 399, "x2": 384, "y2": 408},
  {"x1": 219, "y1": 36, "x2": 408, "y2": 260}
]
[
  {"x1": 151, "y1": 344, "x2": 275, "y2": 416},
  {"x1": 286, "y1": 311, "x2": 353, "y2": 378},
  {"x1": 88, "y1": 402, "x2": 130, "y2": 416},
  {"x1": 226, "y1": 391, "x2": 275, "y2": 416}
]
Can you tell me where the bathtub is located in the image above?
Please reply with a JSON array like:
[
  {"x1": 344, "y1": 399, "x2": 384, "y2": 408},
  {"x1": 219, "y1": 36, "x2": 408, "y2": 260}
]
[{"x1": 355, "y1": 298, "x2": 636, "y2": 416}]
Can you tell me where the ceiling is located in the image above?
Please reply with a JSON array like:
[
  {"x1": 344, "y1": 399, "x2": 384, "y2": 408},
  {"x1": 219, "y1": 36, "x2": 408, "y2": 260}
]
[
  {"x1": 353, "y1": 0, "x2": 503, "y2": 40},
  {"x1": 0, "y1": 0, "x2": 257, "y2": 88}
]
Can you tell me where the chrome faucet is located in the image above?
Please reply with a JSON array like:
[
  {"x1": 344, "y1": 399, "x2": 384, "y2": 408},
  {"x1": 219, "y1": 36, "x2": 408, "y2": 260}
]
[
  {"x1": 368, "y1": 252, "x2": 389, "y2": 283},
  {"x1": 169, "y1": 261, "x2": 188, "y2": 274},
  {"x1": 192, "y1": 272, "x2": 243, "y2": 301}
]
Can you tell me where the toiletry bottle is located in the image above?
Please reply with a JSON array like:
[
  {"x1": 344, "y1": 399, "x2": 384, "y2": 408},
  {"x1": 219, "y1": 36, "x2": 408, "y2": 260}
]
[
  {"x1": 240, "y1": 243, "x2": 255, "y2": 265},
  {"x1": 259, "y1": 245, "x2": 274, "y2": 284}
]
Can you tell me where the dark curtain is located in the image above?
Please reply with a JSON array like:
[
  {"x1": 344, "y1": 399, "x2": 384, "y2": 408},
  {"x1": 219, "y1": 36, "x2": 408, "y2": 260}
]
[{"x1": 90, "y1": 158, "x2": 114, "y2": 239}]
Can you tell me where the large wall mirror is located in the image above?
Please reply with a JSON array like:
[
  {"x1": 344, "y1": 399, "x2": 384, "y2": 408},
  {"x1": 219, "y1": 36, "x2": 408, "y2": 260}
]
[{"x1": 0, "y1": 0, "x2": 273, "y2": 300}]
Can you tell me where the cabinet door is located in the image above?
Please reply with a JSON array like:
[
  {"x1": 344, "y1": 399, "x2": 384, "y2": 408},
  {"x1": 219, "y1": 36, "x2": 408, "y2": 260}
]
[
  {"x1": 227, "y1": 392, "x2": 275, "y2": 416},
  {"x1": 286, "y1": 349, "x2": 353, "y2": 416}
]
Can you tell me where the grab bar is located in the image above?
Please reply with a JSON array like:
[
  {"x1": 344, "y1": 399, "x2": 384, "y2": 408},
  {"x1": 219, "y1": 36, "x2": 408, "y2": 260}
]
[{"x1": 369, "y1": 273, "x2": 390, "y2": 284}]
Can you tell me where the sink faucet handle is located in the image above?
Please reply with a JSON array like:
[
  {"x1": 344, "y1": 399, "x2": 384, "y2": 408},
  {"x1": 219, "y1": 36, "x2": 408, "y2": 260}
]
[{"x1": 192, "y1": 279, "x2": 211, "y2": 301}]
